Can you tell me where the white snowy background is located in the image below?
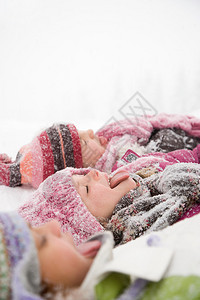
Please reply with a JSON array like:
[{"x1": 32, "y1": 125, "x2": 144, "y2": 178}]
[{"x1": 0, "y1": 0, "x2": 200, "y2": 211}]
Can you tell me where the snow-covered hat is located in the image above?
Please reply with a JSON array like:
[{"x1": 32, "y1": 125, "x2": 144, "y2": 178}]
[
  {"x1": 19, "y1": 167, "x2": 104, "y2": 246},
  {"x1": 0, "y1": 212, "x2": 41, "y2": 299},
  {"x1": 24, "y1": 123, "x2": 83, "y2": 187},
  {"x1": 0, "y1": 123, "x2": 83, "y2": 189}
]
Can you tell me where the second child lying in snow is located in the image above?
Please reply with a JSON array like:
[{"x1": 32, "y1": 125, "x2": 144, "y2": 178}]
[
  {"x1": 19, "y1": 146, "x2": 200, "y2": 246},
  {"x1": 1, "y1": 113, "x2": 200, "y2": 188}
]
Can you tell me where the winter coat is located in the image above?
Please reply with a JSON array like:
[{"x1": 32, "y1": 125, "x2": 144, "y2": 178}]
[
  {"x1": 105, "y1": 163, "x2": 200, "y2": 245},
  {"x1": 96, "y1": 113, "x2": 200, "y2": 173},
  {"x1": 112, "y1": 144, "x2": 200, "y2": 174},
  {"x1": 146, "y1": 127, "x2": 200, "y2": 153},
  {"x1": 19, "y1": 145, "x2": 200, "y2": 247}
]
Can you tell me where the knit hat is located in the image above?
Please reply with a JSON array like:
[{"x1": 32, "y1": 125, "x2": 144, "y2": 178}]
[
  {"x1": 0, "y1": 123, "x2": 83, "y2": 188},
  {"x1": 19, "y1": 167, "x2": 105, "y2": 246},
  {"x1": 41, "y1": 123, "x2": 83, "y2": 170},
  {"x1": 0, "y1": 212, "x2": 41, "y2": 299}
]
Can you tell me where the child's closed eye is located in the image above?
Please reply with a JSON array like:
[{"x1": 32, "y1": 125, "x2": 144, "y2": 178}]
[{"x1": 39, "y1": 235, "x2": 48, "y2": 249}]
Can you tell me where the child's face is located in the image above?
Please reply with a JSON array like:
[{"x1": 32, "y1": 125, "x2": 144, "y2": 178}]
[
  {"x1": 72, "y1": 169, "x2": 136, "y2": 219},
  {"x1": 30, "y1": 220, "x2": 101, "y2": 287},
  {"x1": 79, "y1": 129, "x2": 107, "y2": 167}
]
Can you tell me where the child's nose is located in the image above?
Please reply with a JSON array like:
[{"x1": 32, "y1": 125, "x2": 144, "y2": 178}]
[
  {"x1": 89, "y1": 169, "x2": 99, "y2": 180},
  {"x1": 42, "y1": 220, "x2": 61, "y2": 237},
  {"x1": 87, "y1": 129, "x2": 94, "y2": 139}
]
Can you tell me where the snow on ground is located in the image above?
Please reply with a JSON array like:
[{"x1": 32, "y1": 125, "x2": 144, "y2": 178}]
[{"x1": 0, "y1": 185, "x2": 35, "y2": 211}]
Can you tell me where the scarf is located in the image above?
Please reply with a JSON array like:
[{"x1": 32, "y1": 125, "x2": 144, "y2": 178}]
[{"x1": 105, "y1": 163, "x2": 200, "y2": 245}]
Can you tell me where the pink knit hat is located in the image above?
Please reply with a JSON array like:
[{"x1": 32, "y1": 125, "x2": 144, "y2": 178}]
[
  {"x1": 18, "y1": 167, "x2": 104, "y2": 245},
  {"x1": 0, "y1": 123, "x2": 83, "y2": 189}
]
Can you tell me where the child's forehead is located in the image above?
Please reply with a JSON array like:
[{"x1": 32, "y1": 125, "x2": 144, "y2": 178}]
[
  {"x1": 72, "y1": 173, "x2": 91, "y2": 188},
  {"x1": 78, "y1": 129, "x2": 95, "y2": 139},
  {"x1": 78, "y1": 130, "x2": 88, "y2": 137}
]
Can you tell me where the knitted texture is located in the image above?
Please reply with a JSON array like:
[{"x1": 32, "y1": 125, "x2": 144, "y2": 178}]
[
  {"x1": 95, "y1": 113, "x2": 200, "y2": 173},
  {"x1": 0, "y1": 212, "x2": 41, "y2": 299},
  {"x1": 116, "y1": 145, "x2": 200, "y2": 175},
  {"x1": 147, "y1": 113, "x2": 200, "y2": 137},
  {"x1": 19, "y1": 145, "x2": 200, "y2": 246},
  {"x1": 95, "y1": 135, "x2": 147, "y2": 173},
  {"x1": 19, "y1": 167, "x2": 104, "y2": 246},
  {"x1": 106, "y1": 163, "x2": 200, "y2": 245},
  {"x1": 96, "y1": 117, "x2": 153, "y2": 142},
  {"x1": 96, "y1": 113, "x2": 200, "y2": 142},
  {"x1": 1, "y1": 114, "x2": 200, "y2": 187},
  {"x1": 0, "y1": 123, "x2": 82, "y2": 188},
  {"x1": 146, "y1": 128, "x2": 200, "y2": 153}
]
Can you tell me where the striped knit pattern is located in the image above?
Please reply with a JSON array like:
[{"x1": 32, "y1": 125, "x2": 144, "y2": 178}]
[{"x1": 0, "y1": 123, "x2": 82, "y2": 188}]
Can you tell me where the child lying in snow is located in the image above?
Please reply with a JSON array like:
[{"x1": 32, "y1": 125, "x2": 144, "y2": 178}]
[
  {"x1": 0, "y1": 125, "x2": 107, "y2": 188},
  {"x1": 1, "y1": 113, "x2": 200, "y2": 188},
  {"x1": 0, "y1": 211, "x2": 104, "y2": 299},
  {"x1": 3, "y1": 211, "x2": 200, "y2": 300},
  {"x1": 19, "y1": 144, "x2": 200, "y2": 246}
]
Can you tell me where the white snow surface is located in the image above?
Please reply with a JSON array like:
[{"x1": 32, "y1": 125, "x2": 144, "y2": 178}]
[{"x1": 1, "y1": 0, "x2": 200, "y2": 211}]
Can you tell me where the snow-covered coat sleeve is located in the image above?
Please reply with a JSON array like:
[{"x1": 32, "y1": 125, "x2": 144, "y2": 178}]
[
  {"x1": 147, "y1": 113, "x2": 200, "y2": 137},
  {"x1": 96, "y1": 113, "x2": 200, "y2": 141},
  {"x1": 96, "y1": 117, "x2": 153, "y2": 143},
  {"x1": 95, "y1": 139, "x2": 200, "y2": 175},
  {"x1": 113, "y1": 145, "x2": 200, "y2": 175},
  {"x1": 106, "y1": 163, "x2": 200, "y2": 245},
  {"x1": 146, "y1": 128, "x2": 200, "y2": 153}
]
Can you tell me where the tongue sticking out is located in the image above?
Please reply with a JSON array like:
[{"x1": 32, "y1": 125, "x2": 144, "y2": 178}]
[
  {"x1": 77, "y1": 240, "x2": 101, "y2": 258},
  {"x1": 110, "y1": 170, "x2": 130, "y2": 189}
]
